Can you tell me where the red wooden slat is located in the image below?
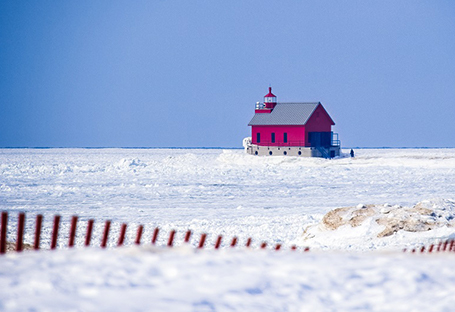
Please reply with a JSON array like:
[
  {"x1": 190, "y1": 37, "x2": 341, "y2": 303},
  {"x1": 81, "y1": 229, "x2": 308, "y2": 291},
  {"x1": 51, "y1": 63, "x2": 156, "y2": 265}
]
[
  {"x1": 101, "y1": 221, "x2": 111, "y2": 248},
  {"x1": 184, "y1": 230, "x2": 192, "y2": 243},
  {"x1": 16, "y1": 213, "x2": 25, "y2": 252},
  {"x1": 167, "y1": 230, "x2": 176, "y2": 247},
  {"x1": 85, "y1": 219, "x2": 94, "y2": 247},
  {"x1": 442, "y1": 240, "x2": 448, "y2": 252},
  {"x1": 214, "y1": 235, "x2": 222, "y2": 249},
  {"x1": 198, "y1": 233, "x2": 207, "y2": 249},
  {"x1": 135, "y1": 225, "x2": 143, "y2": 245},
  {"x1": 117, "y1": 223, "x2": 127, "y2": 246},
  {"x1": 1, "y1": 212, "x2": 8, "y2": 254},
  {"x1": 69, "y1": 216, "x2": 78, "y2": 248},
  {"x1": 151, "y1": 227, "x2": 159, "y2": 245},
  {"x1": 34, "y1": 215, "x2": 43, "y2": 250},
  {"x1": 51, "y1": 215, "x2": 61, "y2": 250}
]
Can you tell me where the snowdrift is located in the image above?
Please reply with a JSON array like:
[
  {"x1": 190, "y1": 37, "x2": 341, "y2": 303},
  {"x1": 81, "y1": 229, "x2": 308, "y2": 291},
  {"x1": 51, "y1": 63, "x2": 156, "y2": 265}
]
[{"x1": 300, "y1": 199, "x2": 455, "y2": 250}]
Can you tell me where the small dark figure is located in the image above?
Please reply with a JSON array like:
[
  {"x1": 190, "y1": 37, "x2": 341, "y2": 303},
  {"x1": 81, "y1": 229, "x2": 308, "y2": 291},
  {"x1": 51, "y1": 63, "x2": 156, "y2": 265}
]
[{"x1": 350, "y1": 149, "x2": 355, "y2": 158}]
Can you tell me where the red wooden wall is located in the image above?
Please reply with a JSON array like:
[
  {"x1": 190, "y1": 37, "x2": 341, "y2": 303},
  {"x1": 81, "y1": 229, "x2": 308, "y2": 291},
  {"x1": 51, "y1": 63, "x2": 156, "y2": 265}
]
[{"x1": 251, "y1": 104, "x2": 334, "y2": 147}]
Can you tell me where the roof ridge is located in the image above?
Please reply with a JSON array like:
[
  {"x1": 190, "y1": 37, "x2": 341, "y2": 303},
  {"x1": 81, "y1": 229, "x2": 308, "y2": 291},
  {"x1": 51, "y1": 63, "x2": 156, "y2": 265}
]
[
  {"x1": 248, "y1": 102, "x2": 321, "y2": 126},
  {"x1": 277, "y1": 102, "x2": 320, "y2": 104}
]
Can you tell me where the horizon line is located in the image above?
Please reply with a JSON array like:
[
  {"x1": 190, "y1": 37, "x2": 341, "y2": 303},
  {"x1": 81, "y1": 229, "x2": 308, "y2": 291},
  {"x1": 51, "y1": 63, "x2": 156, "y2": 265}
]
[{"x1": 1, "y1": 146, "x2": 455, "y2": 150}]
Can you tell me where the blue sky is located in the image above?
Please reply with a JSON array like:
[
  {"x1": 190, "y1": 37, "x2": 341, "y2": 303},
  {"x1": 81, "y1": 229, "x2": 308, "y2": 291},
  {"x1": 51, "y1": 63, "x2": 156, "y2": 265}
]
[{"x1": 1, "y1": 1, "x2": 454, "y2": 148}]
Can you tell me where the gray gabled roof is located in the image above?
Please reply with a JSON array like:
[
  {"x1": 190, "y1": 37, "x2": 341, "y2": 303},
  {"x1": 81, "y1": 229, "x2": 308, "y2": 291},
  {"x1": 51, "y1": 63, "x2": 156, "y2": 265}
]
[{"x1": 248, "y1": 102, "x2": 320, "y2": 126}]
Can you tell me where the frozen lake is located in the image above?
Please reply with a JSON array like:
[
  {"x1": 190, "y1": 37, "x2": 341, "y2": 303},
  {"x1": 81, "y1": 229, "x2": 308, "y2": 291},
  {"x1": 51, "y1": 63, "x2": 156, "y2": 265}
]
[{"x1": 1, "y1": 148, "x2": 455, "y2": 249}]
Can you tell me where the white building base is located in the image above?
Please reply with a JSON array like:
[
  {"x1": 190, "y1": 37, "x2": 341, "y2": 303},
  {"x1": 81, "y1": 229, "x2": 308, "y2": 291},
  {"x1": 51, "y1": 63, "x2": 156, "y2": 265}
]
[{"x1": 246, "y1": 144, "x2": 341, "y2": 158}]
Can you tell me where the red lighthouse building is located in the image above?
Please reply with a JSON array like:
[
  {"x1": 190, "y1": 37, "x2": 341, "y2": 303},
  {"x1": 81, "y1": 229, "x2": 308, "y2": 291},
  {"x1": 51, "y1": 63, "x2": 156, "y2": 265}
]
[{"x1": 245, "y1": 87, "x2": 341, "y2": 158}]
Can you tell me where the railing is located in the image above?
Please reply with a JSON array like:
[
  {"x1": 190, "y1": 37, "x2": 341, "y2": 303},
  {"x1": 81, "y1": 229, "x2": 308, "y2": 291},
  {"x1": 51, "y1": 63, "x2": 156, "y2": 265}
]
[
  {"x1": 255, "y1": 102, "x2": 265, "y2": 109},
  {"x1": 254, "y1": 140, "x2": 307, "y2": 147},
  {"x1": 332, "y1": 133, "x2": 341, "y2": 147},
  {"x1": 316, "y1": 147, "x2": 331, "y2": 159},
  {"x1": 254, "y1": 133, "x2": 341, "y2": 148}
]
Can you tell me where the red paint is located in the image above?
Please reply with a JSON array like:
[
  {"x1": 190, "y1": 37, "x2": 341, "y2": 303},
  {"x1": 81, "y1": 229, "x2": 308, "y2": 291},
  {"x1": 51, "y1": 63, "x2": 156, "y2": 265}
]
[
  {"x1": 101, "y1": 221, "x2": 111, "y2": 248},
  {"x1": 198, "y1": 233, "x2": 207, "y2": 249},
  {"x1": 151, "y1": 227, "x2": 159, "y2": 244},
  {"x1": 275, "y1": 244, "x2": 281, "y2": 251},
  {"x1": 215, "y1": 235, "x2": 222, "y2": 249},
  {"x1": 428, "y1": 244, "x2": 434, "y2": 253},
  {"x1": 420, "y1": 246, "x2": 425, "y2": 253},
  {"x1": 69, "y1": 216, "x2": 78, "y2": 248},
  {"x1": 51, "y1": 215, "x2": 60, "y2": 250},
  {"x1": 34, "y1": 215, "x2": 43, "y2": 250},
  {"x1": 0, "y1": 212, "x2": 7, "y2": 254},
  {"x1": 304, "y1": 247, "x2": 310, "y2": 252},
  {"x1": 265, "y1": 87, "x2": 276, "y2": 98},
  {"x1": 230, "y1": 237, "x2": 237, "y2": 247},
  {"x1": 184, "y1": 230, "x2": 192, "y2": 243},
  {"x1": 246, "y1": 238, "x2": 252, "y2": 248},
  {"x1": 135, "y1": 225, "x2": 144, "y2": 245},
  {"x1": 291, "y1": 245, "x2": 297, "y2": 250},
  {"x1": 167, "y1": 230, "x2": 176, "y2": 247},
  {"x1": 85, "y1": 219, "x2": 94, "y2": 247},
  {"x1": 442, "y1": 240, "x2": 448, "y2": 252},
  {"x1": 260, "y1": 242, "x2": 267, "y2": 249},
  {"x1": 252, "y1": 125, "x2": 306, "y2": 146},
  {"x1": 305, "y1": 104, "x2": 335, "y2": 132},
  {"x1": 118, "y1": 223, "x2": 127, "y2": 246},
  {"x1": 16, "y1": 213, "x2": 25, "y2": 252},
  {"x1": 255, "y1": 109, "x2": 272, "y2": 114}
]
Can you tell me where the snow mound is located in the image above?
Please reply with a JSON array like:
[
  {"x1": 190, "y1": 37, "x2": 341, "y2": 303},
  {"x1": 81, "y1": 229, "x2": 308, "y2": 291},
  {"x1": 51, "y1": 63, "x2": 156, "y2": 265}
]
[
  {"x1": 115, "y1": 158, "x2": 146, "y2": 169},
  {"x1": 242, "y1": 137, "x2": 251, "y2": 150},
  {"x1": 300, "y1": 199, "x2": 455, "y2": 250},
  {"x1": 5, "y1": 241, "x2": 33, "y2": 252}
]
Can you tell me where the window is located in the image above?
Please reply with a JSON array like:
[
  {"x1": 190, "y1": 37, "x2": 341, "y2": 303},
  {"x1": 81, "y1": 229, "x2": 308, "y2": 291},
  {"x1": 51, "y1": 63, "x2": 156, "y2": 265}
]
[
  {"x1": 298, "y1": 151, "x2": 302, "y2": 156},
  {"x1": 256, "y1": 133, "x2": 261, "y2": 143},
  {"x1": 271, "y1": 133, "x2": 275, "y2": 143},
  {"x1": 283, "y1": 151, "x2": 287, "y2": 155},
  {"x1": 269, "y1": 151, "x2": 273, "y2": 155},
  {"x1": 255, "y1": 151, "x2": 258, "y2": 155},
  {"x1": 283, "y1": 133, "x2": 288, "y2": 143}
]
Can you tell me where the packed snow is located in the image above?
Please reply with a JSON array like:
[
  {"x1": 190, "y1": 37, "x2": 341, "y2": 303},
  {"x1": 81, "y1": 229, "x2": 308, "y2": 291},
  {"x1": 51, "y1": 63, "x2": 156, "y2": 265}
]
[
  {"x1": 2, "y1": 247, "x2": 455, "y2": 312},
  {"x1": 1, "y1": 148, "x2": 455, "y2": 311}
]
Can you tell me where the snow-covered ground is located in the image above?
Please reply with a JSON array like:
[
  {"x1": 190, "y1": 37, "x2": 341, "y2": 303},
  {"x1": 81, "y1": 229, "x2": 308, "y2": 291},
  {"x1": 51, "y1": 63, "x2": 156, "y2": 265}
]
[
  {"x1": 1, "y1": 148, "x2": 455, "y2": 311},
  {"x1": 1, "y1": 247, "x2": 455, "y2": 312}
]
